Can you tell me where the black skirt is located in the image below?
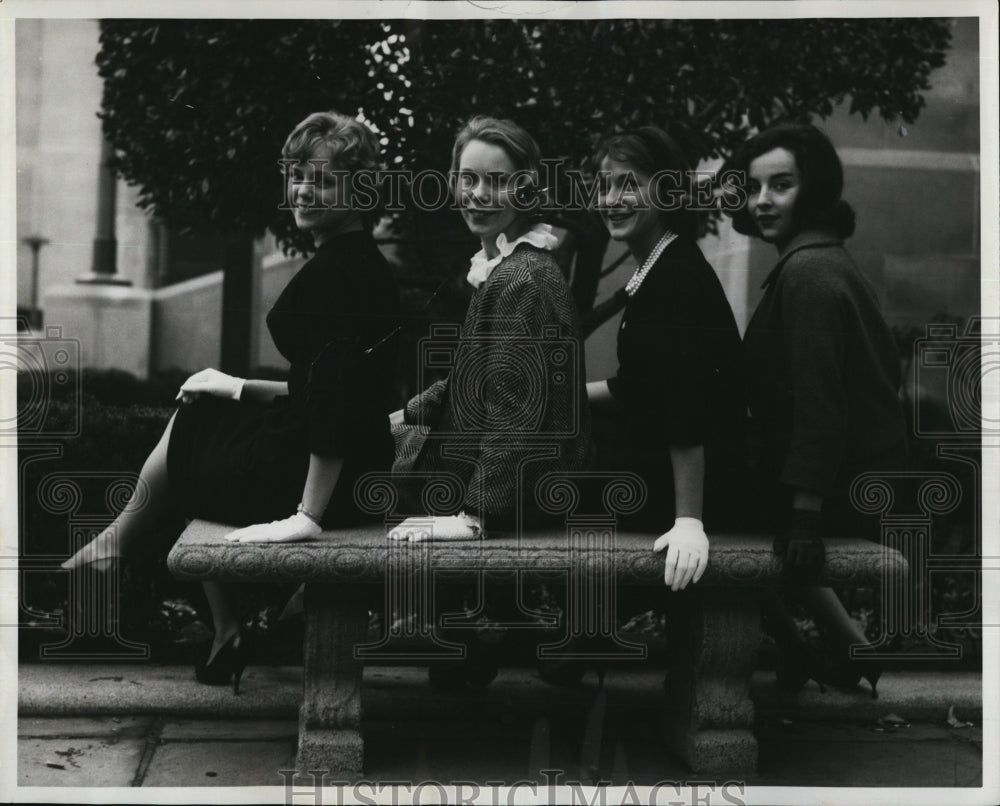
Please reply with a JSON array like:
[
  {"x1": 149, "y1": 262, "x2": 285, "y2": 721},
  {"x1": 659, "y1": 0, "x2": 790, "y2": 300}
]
[{"x1": 167, "y1": 395, "x2": 384, "y2": 529}]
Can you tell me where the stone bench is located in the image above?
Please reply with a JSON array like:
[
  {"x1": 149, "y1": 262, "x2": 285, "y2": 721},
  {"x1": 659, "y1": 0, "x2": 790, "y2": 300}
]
[{"x1": 167, "y1": 518, "x2": 907, "y2": 777}]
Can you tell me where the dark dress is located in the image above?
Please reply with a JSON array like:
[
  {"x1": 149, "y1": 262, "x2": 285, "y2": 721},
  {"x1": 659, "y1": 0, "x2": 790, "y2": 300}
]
[
  {"x1": 167, "y1": 230, "x2": 400, "y2": 528},
  {"x1": 742, "y1": 228, "x2": 908, "y2": 539},
  {"x1": 602, "y1": 237, "x2": 746, "y2": 531}
]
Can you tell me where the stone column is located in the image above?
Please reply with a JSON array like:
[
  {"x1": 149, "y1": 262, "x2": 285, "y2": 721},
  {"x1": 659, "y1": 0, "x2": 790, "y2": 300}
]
[
  {"x1": 663, "y1": 588, "x2": 760, "y2": 773},
  {"x1": 296, "y1": 582, "x2": 370, "y2": 777},
  {"x1": 42, "y1": 137, "x2": 155, "y2": 376},
  {"x1": 77, "y1": 137, "x2": 129, "y2": 286}
]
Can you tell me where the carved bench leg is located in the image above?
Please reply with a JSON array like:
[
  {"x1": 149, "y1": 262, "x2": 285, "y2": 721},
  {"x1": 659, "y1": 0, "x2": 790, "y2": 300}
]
[
  {"x1": 296, "y1": 583, "x2": 369, "y2": 778},
  {"x1": 664, "y1": 589, "x2": 760, "y2": 774}
]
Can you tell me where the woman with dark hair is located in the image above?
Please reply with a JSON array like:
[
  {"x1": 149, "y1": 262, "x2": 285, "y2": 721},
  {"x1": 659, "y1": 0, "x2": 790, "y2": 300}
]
[
  {"x1": 62, "y1": 111, "x2": 401, "y2": 691},
  {"x1": 588, "y1": 126, "x2": 744, "y2": 590},
  {"x1": 727, "y1": 123, "x2": 907, "y2": 696},
  {"x1": 534, "y1": 126, "x2": 743, "y2": 688}
]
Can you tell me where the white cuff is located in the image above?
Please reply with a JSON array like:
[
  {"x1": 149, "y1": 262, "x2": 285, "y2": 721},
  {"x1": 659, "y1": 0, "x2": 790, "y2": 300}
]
[
  {"x1": 674, "y1": 516, "x2": 704, "y2": 528},
  {"x1": 231, "y1": 378, "x2": 246, "y2": 401}
]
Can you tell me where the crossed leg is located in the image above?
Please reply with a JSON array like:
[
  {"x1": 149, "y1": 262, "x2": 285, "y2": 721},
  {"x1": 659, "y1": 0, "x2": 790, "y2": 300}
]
[{"x1": 61, "y1": 412, "x2": 178, "y2": 572}]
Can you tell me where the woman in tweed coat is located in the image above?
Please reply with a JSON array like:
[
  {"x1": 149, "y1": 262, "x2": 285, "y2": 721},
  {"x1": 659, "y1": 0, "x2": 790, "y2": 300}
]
[
  {"x1": 387, "y1": 116, "x2": 592, "y2": 688},
  {"x1": 728, "y1": 123, "x2": 908, "y2": 697},
  {"x1": 390, "y1": 116, "x2": 592, "y2": 539}
]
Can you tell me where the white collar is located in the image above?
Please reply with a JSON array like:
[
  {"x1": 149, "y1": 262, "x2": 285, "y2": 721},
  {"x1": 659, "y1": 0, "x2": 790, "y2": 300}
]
[{"x1": 466, "y1": 223, "x2": 559, "y2": 289}]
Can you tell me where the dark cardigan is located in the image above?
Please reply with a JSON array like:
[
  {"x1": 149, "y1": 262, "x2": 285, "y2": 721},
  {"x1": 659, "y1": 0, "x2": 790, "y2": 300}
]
[
  {"x1": 605, "y1": 236, "x2": 746, "y2": 529},
  {"x1": 168, "y1": 229, "x2": 400, "y2": 528},
  {"x1": 743, "y1": 228, "x2": 908, "y2": 501}
]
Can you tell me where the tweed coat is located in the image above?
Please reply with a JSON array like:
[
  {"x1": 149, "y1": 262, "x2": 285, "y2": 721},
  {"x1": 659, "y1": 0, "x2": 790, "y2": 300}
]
[
  {"x1": 743, "y1": 228, "x2": 908, "y2": 504},
  {"x1": 395, "y1": 243, "x2": 592, "y2": 520}
]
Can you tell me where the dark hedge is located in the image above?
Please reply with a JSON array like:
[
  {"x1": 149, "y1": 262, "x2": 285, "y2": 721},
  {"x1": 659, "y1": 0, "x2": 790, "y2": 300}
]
[{"x1": 17, "y1": 369, "x2": 981, "y2": 669}]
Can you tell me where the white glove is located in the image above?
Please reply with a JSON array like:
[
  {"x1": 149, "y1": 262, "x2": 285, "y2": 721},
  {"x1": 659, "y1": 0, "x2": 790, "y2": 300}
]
[
  {"x1": 176, "y1": 368, "x2": 246, "y2": 404},
  {"x1": 225, "y1": 512, "x2": 322, "y2": 544},
  {"x1": 388, "y1": 512, "x2": 484, "y2": 542},
  {"x1": 652, "y1": 517, "x2": 709, "y2": 591}
]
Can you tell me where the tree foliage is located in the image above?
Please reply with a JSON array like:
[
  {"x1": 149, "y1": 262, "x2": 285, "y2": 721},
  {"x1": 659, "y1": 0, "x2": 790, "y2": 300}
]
[
  {"x1": 97, "y1": 20, "x2": 386, "y2": 246},
  {"x1": 367, "y1": 18, "x2": 950, "y2": 175},
  {"x1": 97, "y1": 17, "x2": 952, "y2": 318}
]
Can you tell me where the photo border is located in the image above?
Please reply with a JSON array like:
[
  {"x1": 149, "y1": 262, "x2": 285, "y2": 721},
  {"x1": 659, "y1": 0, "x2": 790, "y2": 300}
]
[{"x1": 1, "y1": 2, "x2": 996, "y2": 804}]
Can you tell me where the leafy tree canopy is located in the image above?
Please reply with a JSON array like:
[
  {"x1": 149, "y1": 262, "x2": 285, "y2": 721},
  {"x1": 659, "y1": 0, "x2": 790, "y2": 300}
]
[{"x1": 97, "y1": 17, "x2": 951, "y2": 313}]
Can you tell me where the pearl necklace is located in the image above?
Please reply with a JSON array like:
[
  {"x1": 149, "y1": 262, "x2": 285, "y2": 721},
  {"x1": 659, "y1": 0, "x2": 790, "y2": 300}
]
[{"x1": 624, "y1": 230, "x2": 678, "y2": 297}]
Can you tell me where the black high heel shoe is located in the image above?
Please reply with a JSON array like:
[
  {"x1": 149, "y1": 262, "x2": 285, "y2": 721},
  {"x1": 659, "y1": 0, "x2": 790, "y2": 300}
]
[
  {"x1": 195, "y1": 633, "x2": 250, "y2": 694},
  {"x1": 536, "y1": 637, "x2": 610, "y2": 689},
  {"x1": 820, "y1": 651, "x2": 883, "y2": 699},
  {"x1": 774, "y1": 638, "x2": 827, "y2": 693},
  {"x1": 860, "y1": 664, "x2": 883, "y2": 699}
]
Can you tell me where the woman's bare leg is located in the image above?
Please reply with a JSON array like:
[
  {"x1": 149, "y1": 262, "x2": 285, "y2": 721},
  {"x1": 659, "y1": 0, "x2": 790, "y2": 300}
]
[
  {"x1": 761, "y1": 586, "x2": 867, "y2": 648},
  {"x1": 202, "y1": 581, "x2": 242, "y2": 662},
  {"x1": 759, "y1": 586, "x2": 807, "y2": 648},
  {"x1": 801, "y1": 586, "x2": 868, "y2": 646},
  {"x1": 61, "y1": 412, "x2": 177, "y2": 570},
  {"x1": 802, "y1": 586, "x2": 882, "y2": 695}
]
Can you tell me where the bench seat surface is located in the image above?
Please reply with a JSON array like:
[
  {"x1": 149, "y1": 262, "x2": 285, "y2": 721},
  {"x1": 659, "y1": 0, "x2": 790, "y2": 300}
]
[{"x1": 168, "y1": 520, "x2": 905, "y2": 587}]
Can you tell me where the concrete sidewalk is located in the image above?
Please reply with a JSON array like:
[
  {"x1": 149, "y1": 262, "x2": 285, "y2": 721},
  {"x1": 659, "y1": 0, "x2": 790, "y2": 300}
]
[{"x1": 16, "y1": 664, "x2": 984, "y2": 789}]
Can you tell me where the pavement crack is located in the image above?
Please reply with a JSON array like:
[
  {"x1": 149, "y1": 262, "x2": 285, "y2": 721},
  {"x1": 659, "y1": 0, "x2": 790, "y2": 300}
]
[
  {"x1": 131, "y1": 717, "x2": 165, "y2": 787},
  {"x1": 86, "y1": 675, "x2": 144, "y2": 685}
]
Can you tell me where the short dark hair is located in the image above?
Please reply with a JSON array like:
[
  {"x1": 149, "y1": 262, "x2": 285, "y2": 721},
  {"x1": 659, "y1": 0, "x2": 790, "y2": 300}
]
[
  {"x1": 593, "y1": 126, "x2": 699, "y2": 241},
  {"x1": 725, "y1": 123, "x2": 855, "y2": 239}
]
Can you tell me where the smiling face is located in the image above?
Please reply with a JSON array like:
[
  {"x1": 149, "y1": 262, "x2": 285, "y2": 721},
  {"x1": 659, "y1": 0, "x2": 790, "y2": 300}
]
[
  {"x1": 286, "y1": 142, "x2": 360, "y2": 246},
  {"x1": 454, "y1": 138, "x2": 530, "y2": 258},
  {"x1": 746, "y1": 147, "x2": 802, "y2": 248},
  {"x1": 598, "y1": 154, "x2": 668, "y2": 258}
]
